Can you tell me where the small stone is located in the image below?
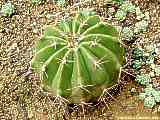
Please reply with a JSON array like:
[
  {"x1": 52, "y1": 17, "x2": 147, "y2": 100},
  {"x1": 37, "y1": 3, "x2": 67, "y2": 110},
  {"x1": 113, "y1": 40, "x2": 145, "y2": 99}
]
[
  {"x1": 149, "y1": 71, "x2": 155, "y2": 77},
  {"x1": 130, "y1": 87, "x2": 136, "y2": 93},
  {"x1": 33, "y1": 29, "x2": 38, "y2": 34},
  {"x1": 33, "y1": 21, "x2": 37, "y2": 26}
]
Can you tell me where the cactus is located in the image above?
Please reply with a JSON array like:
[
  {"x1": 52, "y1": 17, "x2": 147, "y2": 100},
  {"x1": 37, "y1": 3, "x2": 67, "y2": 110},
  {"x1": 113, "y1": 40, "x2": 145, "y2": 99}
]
[
  {"x1": 139, "y1": 84, "x2": 160, "y2": 108},
  {"x1": 155, "y1": 65, "x2": 160, "y2": 76},
  {"x1": 132, "y1": 48, "x2": 143, "y2": 59},
  {"x1": 31, "y1": 12, "x2": 124, "y2": 103},
  {"x1": 112, "y1": 0, "x2": 124, "y2": 5},
  {"x1": 120, "y1": 1, "x2": 136, "y2": 13},
  {"x1": 135, "y1": 74, "x2": 151, "y2": 85},
  {"x1": 135, "y1": 7, "x2": 145, "y2": 20},
  {"x1": 115, "y1": 10, "x2": 126, "y2": 21},
  {"x1": 122, "y1": 27, "x2": 134, "y2": 39},
  {"x1": 132, "y1": 59, "x2": 143, "y2": 70},
  {"x1": 0, "y1": 2, "x2": 15, "y2": 17},
  {"x1": 134, "y1": 20, "x2": 148, "y2": 34},
  {"x1": 115, "y1": 1, "x2": 136, "y2": 21},
  {"x1": 32, "y1": 0, "x2": 44, "y2": 5},
  {"x1": 56, "y1": 0, "x2": 66, "y2": 6},
  {"x1": 139, "y1": 92, "x2": 146, "y2": 100},
  {"x1": 144, "y1": 96, "x2": 155, "y2": 108},
  {"x1": 152, "y1": 89, "x2": 160, "y2": 102}
]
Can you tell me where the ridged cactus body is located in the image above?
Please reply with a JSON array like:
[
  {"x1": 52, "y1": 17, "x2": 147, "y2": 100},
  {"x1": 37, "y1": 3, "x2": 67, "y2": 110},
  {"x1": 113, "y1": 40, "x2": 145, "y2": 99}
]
[{"x1": 31, "y1": 13, "x2": 124, "y2": 103}]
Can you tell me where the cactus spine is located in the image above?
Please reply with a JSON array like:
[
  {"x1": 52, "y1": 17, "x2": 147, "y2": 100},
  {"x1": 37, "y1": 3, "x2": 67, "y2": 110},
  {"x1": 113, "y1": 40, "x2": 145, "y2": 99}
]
[{"x1": 31, "y1": 12, "x2": 124, "y2": 103}]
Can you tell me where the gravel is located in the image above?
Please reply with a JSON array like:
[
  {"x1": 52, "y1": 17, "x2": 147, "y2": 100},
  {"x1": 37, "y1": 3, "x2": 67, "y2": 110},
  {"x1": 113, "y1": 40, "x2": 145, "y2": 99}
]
[{"x1": 0, "y1": 0, "x2": 160, "y2": 119}]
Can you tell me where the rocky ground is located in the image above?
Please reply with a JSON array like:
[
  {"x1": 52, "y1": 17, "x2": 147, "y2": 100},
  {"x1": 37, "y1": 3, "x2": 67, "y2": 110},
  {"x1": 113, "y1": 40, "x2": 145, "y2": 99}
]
[{"x1": 0, "y1": 0, "x2": 160, "y2": 120}]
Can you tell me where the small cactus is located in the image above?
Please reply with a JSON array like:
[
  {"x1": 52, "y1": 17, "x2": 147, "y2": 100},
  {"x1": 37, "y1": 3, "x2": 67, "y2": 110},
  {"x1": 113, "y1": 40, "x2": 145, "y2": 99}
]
[
  {"x1": 152, "y1": 89, "x2": 160, "y2": 102},
  {"x1": 139, "y1": 84, "x2": 160, "y2": 108},
  {"x1": 115, "y1": 10, "x2": 126, "y2": 21},
  {"x1": 56, "y1": 0, "x2": 66, "y2": 6},
  {"x1": 132, "y1": 59, "x2": 143, "y2": 70},
  {"x1": 115, "y1": 1, "x2": 136, "y2": 21},
  {"x1": 132, "y1": 48, "x2": 143, "y2": 59},
  {"x1": 144, "y1": 84, "x2": 154, "y2": 96},
  {"x1": 135, "y1": 7, "x2": 145, "y2": 20},
  {"x1": 80, "y1": 9, "x2": 96, "y2": 17},
  {"x1": 122, "y1": 27, "x2": 134, "y2": 39},
  {"x1": 139, "y1": 92, "x2": 146, "y2": 100},
  {"x1": 145, "y1": 55, "x2": 155, "y2": 65},
  {"x1": 31, "y1": 11, "x2": 124, "y2": 103},
  {"x1": 135, "y1": 74, "x2": 151, "y2": 85},
  {"x1": 0, "y1": 2, "x2": 15, "y2": 17},
  {"x1": 32, "y1": 0, "x2": 44, "y2": 5},
  {"x1": 155, "y1": 65, "x2": 160, "y2": 76},
  {"x1": 134, "y1": 20, "x2": 148, "y2": 34},
  {"x1": 144, "y1": 96, "x2": 155, "y2": 108},
  {"x1": 120, "y1": 1, "x2": 136, "y2": 13}
]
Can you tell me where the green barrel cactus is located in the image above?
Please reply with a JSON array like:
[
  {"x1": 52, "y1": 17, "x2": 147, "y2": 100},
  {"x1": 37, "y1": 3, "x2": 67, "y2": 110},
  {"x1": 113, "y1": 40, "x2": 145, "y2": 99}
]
[{"x1": 31, "y1": 12, "x2": 124, "y2": 103}]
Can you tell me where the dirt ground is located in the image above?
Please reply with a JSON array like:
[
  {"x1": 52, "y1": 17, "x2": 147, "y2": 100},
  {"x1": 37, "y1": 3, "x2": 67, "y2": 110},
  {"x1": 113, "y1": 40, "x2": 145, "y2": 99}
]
[{"x1": 0, "y1": 0, "x2": 160, "y2": 120}]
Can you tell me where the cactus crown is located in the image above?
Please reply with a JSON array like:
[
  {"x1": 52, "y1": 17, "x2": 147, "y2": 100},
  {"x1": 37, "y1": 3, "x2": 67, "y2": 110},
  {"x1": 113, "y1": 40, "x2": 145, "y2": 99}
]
[{"x1": 31, "y1": 11, "x2": 124, "y2": 103}]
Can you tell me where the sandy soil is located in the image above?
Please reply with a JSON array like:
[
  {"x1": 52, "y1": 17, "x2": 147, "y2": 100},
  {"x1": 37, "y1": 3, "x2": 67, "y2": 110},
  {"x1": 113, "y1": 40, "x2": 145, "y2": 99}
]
[{"x1": 0, "y1": 0, "x2": 160, "y2": 120}]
